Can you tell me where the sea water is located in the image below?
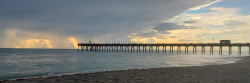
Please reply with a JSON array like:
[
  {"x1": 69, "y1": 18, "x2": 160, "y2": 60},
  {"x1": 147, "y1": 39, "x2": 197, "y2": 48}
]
[{"x1": 0, "y1": 48, "x2": 248, "y2": 80}]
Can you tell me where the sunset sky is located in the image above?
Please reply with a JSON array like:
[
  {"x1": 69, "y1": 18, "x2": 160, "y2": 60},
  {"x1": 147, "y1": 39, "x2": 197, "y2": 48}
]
[{"x1": 0, "y1": 0, "x2": 249, "y2": 49}]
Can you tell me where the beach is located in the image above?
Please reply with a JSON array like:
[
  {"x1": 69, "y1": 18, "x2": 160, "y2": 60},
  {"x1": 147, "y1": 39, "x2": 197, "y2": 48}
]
[{"x1": 1, "y1": 56, "x2": 250, "y2": 83}]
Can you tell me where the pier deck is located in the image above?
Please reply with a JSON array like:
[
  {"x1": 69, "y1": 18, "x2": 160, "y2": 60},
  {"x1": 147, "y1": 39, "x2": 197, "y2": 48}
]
[{"x1": 78, "y1": 43, "x2": 250, "y2": 55}]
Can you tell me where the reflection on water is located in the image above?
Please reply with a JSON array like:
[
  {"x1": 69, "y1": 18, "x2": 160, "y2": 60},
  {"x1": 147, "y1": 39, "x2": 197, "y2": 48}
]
[{"x1": 0, "y1": 48, "x2": 247, "y2": 80}]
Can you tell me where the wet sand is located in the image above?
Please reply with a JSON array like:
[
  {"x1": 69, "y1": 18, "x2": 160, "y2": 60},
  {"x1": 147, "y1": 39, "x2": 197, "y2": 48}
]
[{"x1": 1, "y1": 56, "x2": 250, "y2": 83}]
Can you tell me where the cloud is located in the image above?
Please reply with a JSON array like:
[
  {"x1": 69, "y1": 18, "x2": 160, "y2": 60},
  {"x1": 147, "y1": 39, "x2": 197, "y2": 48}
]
[
  {"x1": 0, "y1": 0, "x2": 217, "y2": 48},
  {"x1": 15, "y1": 39, "x2": 52, "y2": 48},
  {"x1": 152, "y1": 22, "x2": 200, "y2": 32},
  {"x1": 125, "y1": 4, "x2": 250, "y2": 44},
  {"x1": 170, "y1": 36, "x2": 177, "y2": 38},
  {"x1": 178, "y1": 39, "x2": 193, "y2": 42},
  {"x1": 131, "y1": 32, "x2": 159, "y2": 37},
  {"x1": 67, "y1": 37, "x2": 78, "y2": 49},
  {"x1": 153, "y1": 23, "x2": 187, "y2": 31},
  {"x1": 183, "y1": 20, "x2": 197, "y2": 24},
  {"x1": 223, "y1": 20, "x2": 246, "y2": 26},
  {"x1": 189, "y1": 0, "x2": 222, "y2": 10},
  {"x1": 130, "y1": 30, "x2": 171, "y2": 38},
  {"x1": 165, "y1": 7, "x2": 250, "y2": 43},
  {"x1": 130, "y1": 37, "x2": 156, "y2": 43}
]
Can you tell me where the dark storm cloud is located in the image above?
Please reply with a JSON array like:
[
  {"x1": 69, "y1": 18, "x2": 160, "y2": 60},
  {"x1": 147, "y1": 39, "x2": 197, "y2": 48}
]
[
  {"x1": 183, "y1": 20, "x2": 197, "y2": 24},
  {"x1": 0, "y1": 28, "x2": 6, "y2": 47},
  {"x1": 130, "y1": 32, "x2": 160, "y2": 37},
  {"x1": 0, "y1": 0, "x2": 216, "y2": 48},
  {"x1": 153, "y1": 23, "x2": 187, "y2": 31},
  {"x1": 153, "y1": 22, "x2": 202, "y2": 32},
  {"x1": 0, "y1": 0, "x2": 215, "y2": 34},
  {"x1": 130, "y1": 31, "x2": 171, "y2": 39}
]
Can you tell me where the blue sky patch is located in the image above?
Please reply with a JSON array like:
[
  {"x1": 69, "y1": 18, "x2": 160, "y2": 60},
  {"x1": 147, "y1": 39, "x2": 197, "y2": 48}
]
[{"x1": 185, "y1": 0, "x2": 250, "y2": 15}]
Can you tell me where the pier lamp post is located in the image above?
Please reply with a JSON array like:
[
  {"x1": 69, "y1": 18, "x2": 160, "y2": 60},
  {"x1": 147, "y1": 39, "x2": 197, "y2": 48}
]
[
  {"x1": 213, "y1": 38, "x2": 214, "y2": 44},
  {"x1": 90, "y1": 35, "x2": 91, "y2": 42}
]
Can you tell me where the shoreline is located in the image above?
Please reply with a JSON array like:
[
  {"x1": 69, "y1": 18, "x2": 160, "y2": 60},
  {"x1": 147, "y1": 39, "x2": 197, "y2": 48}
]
[
  {"x1": 1, "y1": 56, "x2": 250, "y2": 83},
  {"x1": 236, "y1": 56, "x2": 250, "y2": 63}
]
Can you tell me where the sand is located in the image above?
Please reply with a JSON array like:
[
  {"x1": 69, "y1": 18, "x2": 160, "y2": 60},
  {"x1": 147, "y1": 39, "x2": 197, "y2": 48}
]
[{"x1": 1, "y1": 56, "x2": 250, "y2": 83}]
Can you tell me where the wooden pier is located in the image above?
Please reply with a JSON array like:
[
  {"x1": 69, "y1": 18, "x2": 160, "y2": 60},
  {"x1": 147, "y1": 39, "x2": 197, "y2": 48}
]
[{"x1": 77, "y1": 43, "x2": 250, "y2": 55}]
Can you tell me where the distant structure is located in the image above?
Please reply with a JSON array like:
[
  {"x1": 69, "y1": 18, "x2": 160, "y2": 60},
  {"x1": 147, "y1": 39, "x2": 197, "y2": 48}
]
[{"x1": 220, "y1": 40, "x2": 231, "y2": 44}]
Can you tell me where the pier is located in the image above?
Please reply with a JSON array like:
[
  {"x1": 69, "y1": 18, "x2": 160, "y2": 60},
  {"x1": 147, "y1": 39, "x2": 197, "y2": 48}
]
[{"x1": 78, "y1": 43, "x2": 250, "y2": 55}]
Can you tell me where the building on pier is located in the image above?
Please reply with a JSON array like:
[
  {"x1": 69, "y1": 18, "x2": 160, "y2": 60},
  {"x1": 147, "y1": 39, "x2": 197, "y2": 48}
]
[{"x1": 220, "y1": 40, "x2": 231, "y2": 44}]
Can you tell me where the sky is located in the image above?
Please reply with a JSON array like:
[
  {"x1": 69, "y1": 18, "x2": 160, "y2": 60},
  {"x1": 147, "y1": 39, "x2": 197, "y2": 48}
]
[{"x1": 0, "y1": 0, "x2": 250, "y2": 49}]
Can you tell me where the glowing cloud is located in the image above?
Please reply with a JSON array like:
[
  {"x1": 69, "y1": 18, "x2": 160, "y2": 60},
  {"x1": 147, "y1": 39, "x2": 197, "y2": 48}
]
[
  {"x1": 67, "y1": 37, "x2": 78, "y2": 49},
  {"x1": 15, "y1": 39, "x2": 52, "y2": 48}
]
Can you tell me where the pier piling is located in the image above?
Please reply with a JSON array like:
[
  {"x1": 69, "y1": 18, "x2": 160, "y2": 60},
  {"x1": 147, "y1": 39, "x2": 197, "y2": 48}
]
[
  {"x1": 229, "y1": 46, "x2": 232, "y2": 55},
  {"x1": 219, "y1": 46, "x2": 222, "y2": 55},
  {"x1": 238, "y1": 46, "x2": 241, "y2": 55}
]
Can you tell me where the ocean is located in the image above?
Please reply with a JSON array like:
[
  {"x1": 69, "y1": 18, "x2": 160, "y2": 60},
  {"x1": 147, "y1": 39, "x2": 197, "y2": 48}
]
[{"x1": 0, "y1": 48, "x2": 248, "y2": 80}]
